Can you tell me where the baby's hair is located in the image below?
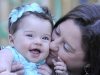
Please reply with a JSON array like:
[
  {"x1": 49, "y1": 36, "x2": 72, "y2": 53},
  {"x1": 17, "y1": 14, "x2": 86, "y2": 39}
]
[{"x1": 8, "y1": 3, "x2": 53, "y2": 34}]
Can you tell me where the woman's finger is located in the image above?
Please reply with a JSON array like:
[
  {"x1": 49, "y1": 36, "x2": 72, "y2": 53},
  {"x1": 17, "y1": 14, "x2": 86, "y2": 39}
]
[
  {"x1": 11, "y1": 62, "x2": 24, "y2": 72},
  {"x1": 58, "y1": 57, "x2": 63, "y2": 62},
  {"x1": 0, "y1": 69, "x2": 6, "y2": 73},
  {"x1": 38, "y1": 64, "x2": 52, "y2": 75}
]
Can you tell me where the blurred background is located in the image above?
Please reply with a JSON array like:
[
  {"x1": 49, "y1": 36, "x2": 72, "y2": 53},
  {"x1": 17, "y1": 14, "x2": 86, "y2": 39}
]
[{"x1": 0, "y1": 0, "x2": 100, "y2": 45}]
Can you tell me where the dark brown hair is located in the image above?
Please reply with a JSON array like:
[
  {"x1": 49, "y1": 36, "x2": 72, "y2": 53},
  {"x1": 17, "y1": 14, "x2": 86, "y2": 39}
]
[
  {"x1": 8, "y1": 5, "x2": 53, "y2": 34},
  {"x1": 54, "y1": 4, "x2": 100, "y2": 75}
]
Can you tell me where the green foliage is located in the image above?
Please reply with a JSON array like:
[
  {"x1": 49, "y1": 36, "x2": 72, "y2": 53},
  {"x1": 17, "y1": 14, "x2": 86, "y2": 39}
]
[{"x1": 0, "y1": 22, "x2": 7, "y2": 38}]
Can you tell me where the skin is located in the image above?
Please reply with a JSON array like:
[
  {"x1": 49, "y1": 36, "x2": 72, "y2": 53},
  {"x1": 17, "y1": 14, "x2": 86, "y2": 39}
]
[
  {"x1": 47, "y1": 19, "x2": 86, "y2": 75},
  {"x1": 0, "y1": 14, "x2": 52, "y2": 75},
  {"x1": 7, "y1": 18, "x2": 86, "y2": 75},
  {"x1": 9, "y1": 14, "x2": 52, "y2": 63}
]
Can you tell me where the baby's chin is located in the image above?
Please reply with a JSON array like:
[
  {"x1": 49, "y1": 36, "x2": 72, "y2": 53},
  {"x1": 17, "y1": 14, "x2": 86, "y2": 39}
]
[{"x1": 28, "y1": 54, "x2": 45, "y2": 63}]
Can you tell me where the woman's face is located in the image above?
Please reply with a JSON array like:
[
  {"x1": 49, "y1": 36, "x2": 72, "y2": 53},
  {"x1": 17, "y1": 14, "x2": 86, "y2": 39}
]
[{"x1": 49, "y1": 19, "x2": 86, "y2": 70}]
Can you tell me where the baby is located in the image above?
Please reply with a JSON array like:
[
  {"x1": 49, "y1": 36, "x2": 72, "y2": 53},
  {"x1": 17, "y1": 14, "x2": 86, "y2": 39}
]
[{"x1": 0, "y1": 3, "x2": 53, "y2": 75}]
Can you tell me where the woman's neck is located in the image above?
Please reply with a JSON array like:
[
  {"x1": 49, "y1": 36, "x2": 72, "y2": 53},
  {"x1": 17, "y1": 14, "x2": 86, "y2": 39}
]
[
  {"x1": 69, "y1": 68, "x2": 83, "y2": 75},
  {"x1": 70, "y1": 72, "x2": 81, "y2": 75}
]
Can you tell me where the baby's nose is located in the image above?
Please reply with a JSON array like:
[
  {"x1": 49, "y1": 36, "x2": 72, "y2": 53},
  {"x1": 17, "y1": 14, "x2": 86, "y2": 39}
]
[{"x1": 33, "y1": 38, "x2": 42, "y2": 46}]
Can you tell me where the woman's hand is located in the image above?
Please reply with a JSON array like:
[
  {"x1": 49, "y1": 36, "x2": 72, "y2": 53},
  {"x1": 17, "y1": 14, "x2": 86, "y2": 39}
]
[
  {"x1": 11, "y1": 62, "x2": 24, "y2": 75},
  {"x1": 0, "y1": 69, "x2": 17, "y2": 75},
  {"x1": 52, "y1": 57, "x2": 68, "y2": 75},
  {"x1": 38, "y1": 64, "x2": 52, "y2": 75}
]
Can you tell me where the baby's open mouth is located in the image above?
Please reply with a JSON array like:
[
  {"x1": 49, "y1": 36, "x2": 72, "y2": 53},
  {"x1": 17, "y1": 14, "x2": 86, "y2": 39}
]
[
  {"x1": 29, "y1": 49, "x2": 41, "y2": 54},
  {"x1": 29, "y1": 49, "x2": 42, "y2": 57}
]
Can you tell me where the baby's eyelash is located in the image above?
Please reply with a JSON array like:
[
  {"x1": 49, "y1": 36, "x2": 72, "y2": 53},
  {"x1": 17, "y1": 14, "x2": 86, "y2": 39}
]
[
  {"x1": 42, "y1": 35, "x2": 51, "y2": 41},
  {"x1": 26, "y1": 34, "x2": 33, "y2": 37},
  {"x1": 42, "y1": 37, "x2": 49, "y2": 40}
]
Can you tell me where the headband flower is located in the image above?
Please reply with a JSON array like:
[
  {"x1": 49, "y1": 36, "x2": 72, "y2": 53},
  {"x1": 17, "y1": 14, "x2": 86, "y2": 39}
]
[{"x1": 9, "y1": 3, "x2": 44, "y2": 25}]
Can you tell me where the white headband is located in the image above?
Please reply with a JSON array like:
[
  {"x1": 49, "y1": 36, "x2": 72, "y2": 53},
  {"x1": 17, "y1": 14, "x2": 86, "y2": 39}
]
[{"x1": 9, "y1": 3, "x2": 44, "y2": 25}]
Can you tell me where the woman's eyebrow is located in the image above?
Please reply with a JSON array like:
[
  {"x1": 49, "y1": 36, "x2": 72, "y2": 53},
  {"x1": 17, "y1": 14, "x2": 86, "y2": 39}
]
[{"x1": 55, "y1": 25, "x2": 61, "y2": 35}]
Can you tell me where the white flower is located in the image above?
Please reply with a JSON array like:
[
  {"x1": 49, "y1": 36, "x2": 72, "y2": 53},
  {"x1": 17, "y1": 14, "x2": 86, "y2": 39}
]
[{"x1": 9, "y1": 3, "x2": 44, "y2": 25}]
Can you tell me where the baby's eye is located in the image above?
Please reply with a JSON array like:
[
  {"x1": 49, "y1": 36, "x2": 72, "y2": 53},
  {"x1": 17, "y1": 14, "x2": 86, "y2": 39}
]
[
  {"x1": 26, "y1": 34, "x2": 33, "y2": 37},
  {"x1": 42, "y1": 36, "x2": 50, "y2": 40}
]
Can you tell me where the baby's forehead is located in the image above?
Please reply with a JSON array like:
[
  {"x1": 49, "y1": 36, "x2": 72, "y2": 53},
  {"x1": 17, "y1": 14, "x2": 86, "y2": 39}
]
[
  {"x1": 18, "y1": 14, "x2": 51, "y2": 27},
  {"x1": 17, "y1": 18, "x2": 52, "y2": 36}
]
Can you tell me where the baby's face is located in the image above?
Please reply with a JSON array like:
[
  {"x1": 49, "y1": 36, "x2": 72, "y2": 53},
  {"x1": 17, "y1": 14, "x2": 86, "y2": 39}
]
[{"x1": 10, "y1": 15, "x2": 52, "y2": 63}]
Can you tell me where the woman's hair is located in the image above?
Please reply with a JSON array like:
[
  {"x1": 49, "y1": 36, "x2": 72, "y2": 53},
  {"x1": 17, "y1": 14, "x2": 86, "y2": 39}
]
[
  {"x1": 8, "y1": 3, "x2": 53, "y2": 34},
  {"x1": 54, "y1": 4, "x2": 100, "y2": 75}
]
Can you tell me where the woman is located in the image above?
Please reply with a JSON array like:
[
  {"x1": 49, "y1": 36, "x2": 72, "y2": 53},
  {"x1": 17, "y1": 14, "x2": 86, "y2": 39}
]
[
  {"x1": 47, "y1": 4, "x2": 100, "y2": 75},
  {"x1": 1, "y1": 4, "x2": 100, "y2": 75}
]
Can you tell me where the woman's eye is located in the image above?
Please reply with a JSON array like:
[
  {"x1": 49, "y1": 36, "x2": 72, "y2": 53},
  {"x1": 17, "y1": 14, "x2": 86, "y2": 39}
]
[
  {"x1": 63, "y1": 43, "x2": 70, "y2": 52},
  {"x1": 63, "y1": 42, "x2": 74, "y2": 53},
  {"x1": 42, "y1": 37, "x2": 49, "y2": 40}
]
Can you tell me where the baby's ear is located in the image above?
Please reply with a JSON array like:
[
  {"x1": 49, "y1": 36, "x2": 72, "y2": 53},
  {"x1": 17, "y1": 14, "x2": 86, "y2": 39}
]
[{"x1": 9, "y1": 34, "x2": 14, "y2": 46}]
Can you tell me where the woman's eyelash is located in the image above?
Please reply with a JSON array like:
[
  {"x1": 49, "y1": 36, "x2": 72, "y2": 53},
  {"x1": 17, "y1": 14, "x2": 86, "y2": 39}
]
[
  {"x1": 63, "y1": 43, "x2": 70, "y2": 52},
  {"x1": 63, "y1": 42, "x2": 74, "y2": 53}
]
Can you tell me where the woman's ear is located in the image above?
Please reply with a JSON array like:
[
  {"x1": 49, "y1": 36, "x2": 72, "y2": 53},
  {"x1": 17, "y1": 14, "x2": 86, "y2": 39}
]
[{"x1": 9, "y1": 34, "x2": 14, "y2": 46}]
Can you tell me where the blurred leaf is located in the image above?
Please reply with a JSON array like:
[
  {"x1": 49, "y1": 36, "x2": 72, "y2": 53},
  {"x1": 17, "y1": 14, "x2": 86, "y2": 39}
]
[{"x1": 0, "y1": 22, "x2": 7, "y2": 38}]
